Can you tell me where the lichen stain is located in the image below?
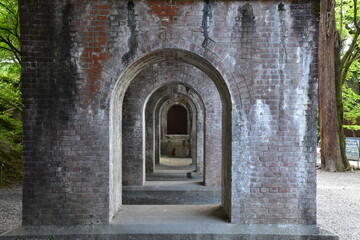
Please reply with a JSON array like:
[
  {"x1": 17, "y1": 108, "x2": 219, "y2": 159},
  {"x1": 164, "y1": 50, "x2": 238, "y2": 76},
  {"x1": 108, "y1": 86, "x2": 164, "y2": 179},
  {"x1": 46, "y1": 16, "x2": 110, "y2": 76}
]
[
  {"x1": 147, "y1": 0, "x2": 195, "y2": 26},
  {"x1": 34, "y1": 1, "x2": 80, "y2": 197},
  {"x1": 278, "y1": 3, "x2": 287, "y2": 116},
  {"x1": 201, "y1": 0, "x2": 215, "y2": 49},
  {"x1": 239, "y1": 3, "x2": 255, "y2": 24},
  {"x1": 278, "y1": 2, "x2": 285, "y2": 11},
  {"x1": 234, "y1": 3, "x2": 256, "y2": 39},
  {"x1": 44, "y1": 2, "x2": 79, "y2": 122},
  {"x1": 289, "y1": 1, "x2": 316, "y2": 46},
  {"x1": 231, "y1": 2, "x2": 255, "y2": 104},
  {"x1": 122, "y1": 0, "x2": 138, "y2": 65}
]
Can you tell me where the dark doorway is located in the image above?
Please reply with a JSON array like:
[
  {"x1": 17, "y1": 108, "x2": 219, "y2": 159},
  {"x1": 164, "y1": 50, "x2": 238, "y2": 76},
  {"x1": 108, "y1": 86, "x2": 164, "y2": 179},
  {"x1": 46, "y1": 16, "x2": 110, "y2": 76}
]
[{"x1": 167, "y1": 105, "x2": 187, "y2": 134}]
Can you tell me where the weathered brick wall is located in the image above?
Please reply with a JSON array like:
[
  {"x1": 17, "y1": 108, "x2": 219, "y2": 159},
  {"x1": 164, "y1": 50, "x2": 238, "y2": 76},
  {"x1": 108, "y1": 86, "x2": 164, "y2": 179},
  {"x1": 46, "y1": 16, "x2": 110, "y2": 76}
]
[
  {"x1": 20, "y1": 0, "x2": 318, "y2": 225},
  {"x1": 158, "y1": 96, "x2": 194, "y2": 158},
  {"x1": 145, "y1": 85, "x2": 202, "y2": 174},
  {"x1": 122, "y1": 61, "x2": 221, "y2": 186},
  {"x1": 148, "y1": 85, "x2": 206, "y2": 174},
  {"x1": 20, "y1": 1, "x2": 111, "y2": 225}
]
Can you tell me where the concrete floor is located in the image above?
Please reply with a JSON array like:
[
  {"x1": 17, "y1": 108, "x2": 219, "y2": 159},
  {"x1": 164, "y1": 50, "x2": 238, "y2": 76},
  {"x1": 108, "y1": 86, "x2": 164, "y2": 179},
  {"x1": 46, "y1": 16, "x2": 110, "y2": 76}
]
[
  {"x1": 1, "y1": 204, "x2": 337, "y2": 239},
  {"x1": 112, "y1": 205, "x2": 228, "y2": 224},
  {"x1": 146, "y1": 157, "x2": 201, "y2": 181},
  {"x1": 122, "y1": 181, "x2": 221, "y2": 205},
  {"x1": 156, "y1": 157, "x2": 196, "y2": 172},
  {"x1": 143, "y1": 180, "x2": 203, "y2": 187},
  {"x1": 159, "y1": 157, "x2": 193, "y2": 167},
  {"x1": 153, "y1": 165, "x2": 195, "y2": 173}
]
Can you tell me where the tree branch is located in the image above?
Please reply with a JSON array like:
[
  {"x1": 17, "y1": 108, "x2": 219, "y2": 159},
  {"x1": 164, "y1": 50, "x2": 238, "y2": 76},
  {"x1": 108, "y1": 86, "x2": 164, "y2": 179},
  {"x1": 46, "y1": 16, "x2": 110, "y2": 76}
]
[
  {"x1": 341, "y1": 47, "x2": 360, "y2": 85},
  {"x1": 0, "y1": 26, "x2": 19, "y2": 42},
  {"x1": 341, "y1": 55, "x2": 356, "y2": 84},
  {"x1": 0, "y1": 0, "x2": 20, "y2": 62},
  {"x1": 0, "y1": 96, "x2": 21, "y2": 112},
  {"x1": 340, "y1": 30, "x2": 360, "y2": 74},
  {"x1": 354, "y1": 0, "x2": 359, "y2": 30},
  {"x1": 0, "y1": 35, "x2": 20, "y2": 62},
  {"x1": 0, "y1": 1, "x2": 18, "y2": 22}
]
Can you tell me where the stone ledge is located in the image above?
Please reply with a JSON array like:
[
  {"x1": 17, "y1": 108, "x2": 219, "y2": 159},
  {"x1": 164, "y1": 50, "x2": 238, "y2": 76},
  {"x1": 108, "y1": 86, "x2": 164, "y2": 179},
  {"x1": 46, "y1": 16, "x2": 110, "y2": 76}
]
[{"x1": 1, "y1": 224, "x2": 338, "y2": 240}]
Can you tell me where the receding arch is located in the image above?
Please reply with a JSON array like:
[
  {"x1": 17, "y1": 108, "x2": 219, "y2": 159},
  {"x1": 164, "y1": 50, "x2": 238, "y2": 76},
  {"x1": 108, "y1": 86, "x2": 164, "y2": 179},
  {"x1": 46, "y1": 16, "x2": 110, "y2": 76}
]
[
  {"x1": 158, "y1": 99, "x2": 195, "y2": 166},
  {"x1": 154, "y1": 94, "x2": 203, "y2": 170},
  {"x1": 121, "y1": 63, "x2": 218, "y2": 186},
  {"x1": 109, "y1": 48, "x2": 246, "y2": 223},
  {"x1": 122, "y1": 62, "x2": 222, "y2": 187},
  {"x1": 159, "y1": 101, "x2": 193, "y2": 165},
  {"x1": 144, "y1": 82, "x2": 206, "y2": 176}
]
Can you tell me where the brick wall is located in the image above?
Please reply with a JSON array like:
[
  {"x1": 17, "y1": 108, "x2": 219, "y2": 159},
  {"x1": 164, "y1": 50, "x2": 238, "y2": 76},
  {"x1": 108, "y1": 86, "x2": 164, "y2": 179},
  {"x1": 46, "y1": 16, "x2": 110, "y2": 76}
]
[
  {"x1": 122, "y1": 61, "x2": 221, "y2": 186},
  {"x1": 20, "y1": 0, "x2": 318, "y2": 225},
  {"x1": 149, "y1": 85, "x2": 205, "y2": 174}
]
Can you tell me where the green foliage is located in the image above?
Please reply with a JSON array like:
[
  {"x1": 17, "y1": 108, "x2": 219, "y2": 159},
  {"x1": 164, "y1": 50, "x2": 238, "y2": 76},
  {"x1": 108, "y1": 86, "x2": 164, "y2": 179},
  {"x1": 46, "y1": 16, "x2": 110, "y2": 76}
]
[
  {"x1": 336, "y1": 0, "x2": 357, "y2": 37},
  {"x1": 0, "y1": 0, "x2": 20, "y2": 63},
  {"x1": 335, "y1": 0, "x2": 360, "y2": 133},
  {"x1": 346, "y1": 59, "x2": 360, "y2": 92},
  {"x1": 0, "y1": 0, "x2": 21, "y2": 185},
  {"x1": 335, "y1": 0, "x2": 360, "y2": 84},
  {"x1": 343, "y1": 85, "x2": 360, "y2": 130},
  {"x1": 0, "y1": 67, "x2": 22, "y2": 185}
]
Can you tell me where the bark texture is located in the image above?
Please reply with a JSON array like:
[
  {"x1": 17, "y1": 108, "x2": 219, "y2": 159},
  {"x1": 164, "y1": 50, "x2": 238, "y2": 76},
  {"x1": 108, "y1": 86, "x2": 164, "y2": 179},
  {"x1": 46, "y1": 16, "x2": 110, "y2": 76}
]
[{"x1": 319, "y1": 0, "x2": 348, "y2": 171}]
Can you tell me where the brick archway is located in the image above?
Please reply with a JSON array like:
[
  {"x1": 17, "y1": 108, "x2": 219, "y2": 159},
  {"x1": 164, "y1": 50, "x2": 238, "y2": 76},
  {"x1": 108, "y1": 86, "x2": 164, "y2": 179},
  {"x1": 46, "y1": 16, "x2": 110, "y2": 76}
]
[
  {"x1": 121, "y1": 62, "x2": 217, "y2": 186},
  {"x1": 109, "y1": 48, "x2": 244, "y2": 223},
  {"x1": 18, "y1": 0, "x2": 320, "y2": 229},
  {"x1": 144, "y1": 84, "x2": 205, "y2": 176}
]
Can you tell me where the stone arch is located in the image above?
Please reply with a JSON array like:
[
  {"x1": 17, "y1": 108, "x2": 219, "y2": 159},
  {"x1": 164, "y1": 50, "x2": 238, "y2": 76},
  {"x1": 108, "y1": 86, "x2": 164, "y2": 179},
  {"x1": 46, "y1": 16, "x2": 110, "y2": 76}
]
[
  {"x1": 122, "y1": 61, "x2": 222, "y2": 187},
  {"x1": 136, "y1": 30, "x2": 252, "y2": 106},
  {"x1": 109, "y1": 48, "x2": 247, "y2": 223},
  {"x1": 159, "y1": 100, "x2": 192, "y2": 157},
  {"x1": 152, "y1": 91, "x2": 205, "y2": 173},
  {"x1": 103, "y1": 33, "x2": 251, "y2": 108},
  {"x1": 147, "y1": 94, "x2": 197, "y2": 171},
  {"x1": 157, "y1": 96, "x2": 200, "y2": 171},
  {"x1": 144, "y1": 84, "x2": 205, "y2": 176}
]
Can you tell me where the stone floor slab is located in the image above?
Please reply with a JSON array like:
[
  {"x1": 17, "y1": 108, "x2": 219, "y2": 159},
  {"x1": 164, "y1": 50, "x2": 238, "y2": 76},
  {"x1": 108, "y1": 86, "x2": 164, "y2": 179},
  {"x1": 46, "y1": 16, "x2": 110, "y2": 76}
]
[{"x1": 1, "y1": 205, "x2": 338, "y2": 240}]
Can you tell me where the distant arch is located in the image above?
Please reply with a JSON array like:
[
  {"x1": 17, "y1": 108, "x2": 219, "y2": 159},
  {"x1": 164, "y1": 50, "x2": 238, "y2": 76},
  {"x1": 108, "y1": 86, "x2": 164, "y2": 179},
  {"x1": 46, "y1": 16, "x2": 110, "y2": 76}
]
[{"x1": 109, "y1": 48, "x2": 246, "y2": 223}]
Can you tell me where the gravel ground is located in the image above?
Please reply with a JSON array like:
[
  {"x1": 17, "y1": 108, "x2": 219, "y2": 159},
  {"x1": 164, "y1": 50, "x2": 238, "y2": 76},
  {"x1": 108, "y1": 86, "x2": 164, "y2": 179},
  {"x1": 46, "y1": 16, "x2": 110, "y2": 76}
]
[
  {"x1": 0, "y1": 185, "x2": 22, "y2": 234},
  {"x1": 0, "y1": 171, "x2": 359, "y2": 239},
  {"x1": 317, "y1": 170, "x2": 360, "y2": 240}
]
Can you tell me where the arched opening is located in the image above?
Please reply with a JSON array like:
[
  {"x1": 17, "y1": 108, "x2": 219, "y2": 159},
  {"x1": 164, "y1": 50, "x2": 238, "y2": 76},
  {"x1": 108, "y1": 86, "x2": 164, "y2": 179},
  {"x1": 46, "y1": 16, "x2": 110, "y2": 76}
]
[
  {"x1": 166, "y1": 104, "x2": 188, "y2": 135},
  {"x1": 161, "y1": 104, "x2": 191, "y2": 168},
  {"x1": 109, "y1": 48, "x2": 239, "y2": 224},
  {"x1": 143, "y1": 83, "x2": 206, "y2": 183},
  {"x1": 155, "y1": 95, "x2": 202, "y2": 173},
  {"x1": 147, "y1": 95, "x2": 201, "y2": 183}
]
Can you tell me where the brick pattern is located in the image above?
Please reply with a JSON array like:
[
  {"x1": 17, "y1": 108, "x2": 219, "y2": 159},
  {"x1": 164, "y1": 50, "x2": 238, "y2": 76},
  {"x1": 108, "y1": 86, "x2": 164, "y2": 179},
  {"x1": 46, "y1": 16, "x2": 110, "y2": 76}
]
[
  {"x1": 122, "y1": 61, "x2": 221, "y2": 186},
  {"x1": 149, "y1": 86, "x2": 205, "y2": 174},
  {"x1": 20, "y1": 0, "x2": 318, "y2": 225}
]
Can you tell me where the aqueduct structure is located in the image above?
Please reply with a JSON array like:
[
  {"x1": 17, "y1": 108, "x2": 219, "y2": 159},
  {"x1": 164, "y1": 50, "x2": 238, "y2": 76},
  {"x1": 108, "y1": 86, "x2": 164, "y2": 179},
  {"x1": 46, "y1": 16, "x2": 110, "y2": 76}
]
[{"x1": 1, "y1": 0, "x2": 338, "y2": 239}]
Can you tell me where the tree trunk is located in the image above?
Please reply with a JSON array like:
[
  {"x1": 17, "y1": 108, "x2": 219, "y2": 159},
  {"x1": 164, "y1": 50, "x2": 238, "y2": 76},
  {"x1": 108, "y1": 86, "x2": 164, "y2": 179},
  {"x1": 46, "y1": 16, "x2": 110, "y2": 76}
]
[
  {"x1": 318, "y1": 0, "x2": 343, "y2": 171},
  {"x1": 335, "y1": 33, "x2": 352, "y2": 171}
]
